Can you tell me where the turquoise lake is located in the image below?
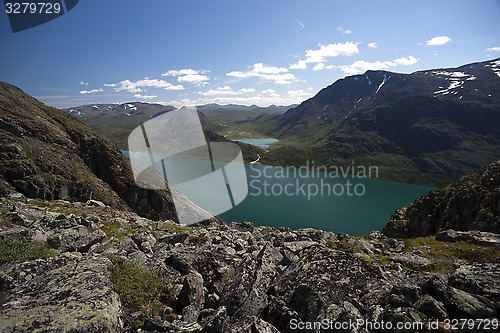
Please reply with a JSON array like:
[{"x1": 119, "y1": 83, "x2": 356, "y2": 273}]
[
  {"x1": 235, "y1": 138, "x2": 279, "y2": 149},
  {"x1": 122, "y1": 150, "x2": 434, "y2": 235},
  {"x1": 219, "y1": 163, "x2": 434, "y2": 235}
]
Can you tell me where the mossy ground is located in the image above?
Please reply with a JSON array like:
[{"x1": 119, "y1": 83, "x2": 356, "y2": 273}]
[
  {"x1": 401, "y1": 237, "x2": 500, "y2": 272},
  {"x1": 0, "y1": 234, "x2": 59, "y2": 263},
  {"x1": 108, "y1": 256, "x2": 175, "y2": 327}
]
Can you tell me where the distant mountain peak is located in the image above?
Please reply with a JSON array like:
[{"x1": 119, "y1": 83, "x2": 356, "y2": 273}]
[{"x1": 269, "y1": 58, "x2": 500, "y2": 185}]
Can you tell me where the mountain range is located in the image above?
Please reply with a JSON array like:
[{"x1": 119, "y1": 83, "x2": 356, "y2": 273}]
[
  {"x1": 1, "y1": 79, "x2": 500, "y2": 332},
  {"x1": 263, "y1": 58, "x2": 500, "y2": 185}
]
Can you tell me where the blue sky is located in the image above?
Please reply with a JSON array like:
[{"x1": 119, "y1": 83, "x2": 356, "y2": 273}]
[{"x1": 1, "y1": 0, "x2": 500, "y2": 108}]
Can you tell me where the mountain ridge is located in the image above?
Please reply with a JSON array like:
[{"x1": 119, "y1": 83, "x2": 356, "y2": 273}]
[
  {"x1": 264, "y1": 58, "x2": 500, "y2": 185},
  {"x1": 0, "y1": 82, "x2": 211, "y2": 222}
]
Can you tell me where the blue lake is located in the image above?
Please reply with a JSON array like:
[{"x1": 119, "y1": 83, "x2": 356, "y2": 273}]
[
  {"x1": 219, "y1": 164, "x2": 434, "y2": 235},
  {"x1": 235, "y1": 138, "x2": 279, "y2": 149},
  {"x1": 122, "y1": 150, "x2": 434, "y2": 235}
]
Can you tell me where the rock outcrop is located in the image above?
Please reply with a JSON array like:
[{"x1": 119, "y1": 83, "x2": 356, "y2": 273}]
[
  {"x1": 0, "y1": 81, "x2": 211, "y2": 222},
  {"x1": 1, "y1": 197, "x2": 499, "y2": 332},
  {"x1": 384, "y1": 161, "x2": 500, "y2": 238}
]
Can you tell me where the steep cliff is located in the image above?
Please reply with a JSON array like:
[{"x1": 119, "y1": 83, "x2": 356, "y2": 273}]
[
  {"x1": 0, "y1": 82, "x2": 180, "y2": 221},
  {"x1": 384, "y1": 161, "x2": 500, "y2": 238}
]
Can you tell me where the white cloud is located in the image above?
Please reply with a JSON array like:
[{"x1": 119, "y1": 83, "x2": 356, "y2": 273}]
[
  {"x1": 426, "y1": 36, "x2": 451, "y2": 46},
  {"x1": 340, "y1": 56, "x2": 418, "y2": 75},
  {"x1": 198, "y1": 86, "x2": 256, "y2": 96},
  {"x1": 310, "y1": 64, "x2": 336, "y2": 72},
  {"x1": 80, "y1": 81, "x2": 89, "y2": 86},
  {"x1": 287, "y1": 89, "x2": 311, "y2": 98},
  {"x1": 368, "y1": 42, "x2": 377, "y2": 49},
  {"x1": 486, "y1": 47, "x2": 500, "y2": 52},
  {"x1": 303, "y1": 42, "x2": 359, "y2": 63},
  {"x1": 289, "y1": 60, "x2": 308, "y2": 70},
  {"x1": 313, "y1": 63, "x2": 325, "y2": 71},
  {"x1": 163, "y1": 69, "x2": 200, "y2": 76},
  {"x1": 162, "y1": 69, "x2": 210, "y2": 86},
  {"x1": 177, "y1": 74, "x2": 210, "y2": 85},
  {"x1": 104, "y1": 83, "x2": 117, "y2": 88},
  {"x1": 337, "y1": 26, "x2": 352, "y2": 34},
  {"x1": 226, "y1": 63, "x2": 296, "y2": 84},
  {"x1": 108, "y1": 79, "x2": 184, "y2": 93},
  {"x1": 79, "y1": 88, "x2": 103, "y2": 95},
  {"x1": 162, "y1": 93, "x2": 305, "y2": 108},
  {"x1": 340, "y1": 61, "x2": 392, "y2": 75},
  {"x1": 262, "y1": 89, "x2": 280, "y2": 97},
  {"x1": 134, "y1": 94, "x2": 157, "y2": 100},
  {"x1": 392, "y1": 56, "x2": 418, "y2": 66}
]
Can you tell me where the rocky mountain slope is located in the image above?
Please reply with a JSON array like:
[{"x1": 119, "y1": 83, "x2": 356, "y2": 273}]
[
  {"x1": 0, "y1": 82, "x2": 207, "y2": 221},
  {"x1": 64, "y1": 102, "x2": 263, "y2": 162},
  {"x1": 64, "y1": 102, "x2": 176, "y2": 149},
  {"x1": 384, "y1": 161, "x2": 500, "y2": 238},
  {"x1": 266, "y1": 58, "x2": 500, "y2": 185},
  {"x1": 1, "y1": 196, "x2": 499, "y2": 332}
]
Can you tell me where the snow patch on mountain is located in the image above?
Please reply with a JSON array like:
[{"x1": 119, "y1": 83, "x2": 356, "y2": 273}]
[
  {"x1": 490, "y1": 60, "x2": 500, "y2": 78},
  {"x1": 375, "y1": 74, "x2": 391, "y2": 94}
]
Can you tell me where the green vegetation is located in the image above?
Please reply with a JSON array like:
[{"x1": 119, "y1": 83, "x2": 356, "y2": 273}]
[
  {"x1": 203, "y1": 108, "x2": 283, "y2": 140},
  {"x1": 402, "y1": 237, "x2": 500, "y2": 272},
  {"x1": 109, "y1": 256, "x2": 174, "y2": 323},
  {"x1": 188, "y1": 233, "x2": 209, "y2": 244},
  {"x1": 0, "y1": 234, "x2": 59, "y2": 263}
]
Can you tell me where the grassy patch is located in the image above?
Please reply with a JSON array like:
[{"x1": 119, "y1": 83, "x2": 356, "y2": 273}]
[
  {"x1": 0, "y1": 234, "x2": 59, "y2": 263},
  {"x1": 188, "y1": 234, "x2": 209, "y2": 244},
  {"x1": 325, "y1": 240, "x2": 362, "y2": 254},
  {"x1": 109, "y1": 256, "x2": 174, "y2": 324},
  {"x1": 101, "y1": 223, "x2": 131, "y2": 242},
  {"x1": 402, "y1": 237, "x2": 500, "y2": 272}
]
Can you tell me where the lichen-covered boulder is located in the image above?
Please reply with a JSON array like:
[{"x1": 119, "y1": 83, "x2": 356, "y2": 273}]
[{"x1": 0, "y1": 253, "x2": 122, "y2": 332}]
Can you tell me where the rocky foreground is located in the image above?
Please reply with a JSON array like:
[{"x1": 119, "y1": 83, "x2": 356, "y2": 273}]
[{"x1": 1, "y1": 196, "x2": 499, "y2": 333}]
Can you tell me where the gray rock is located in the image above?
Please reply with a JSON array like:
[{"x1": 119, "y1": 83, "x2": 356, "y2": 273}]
[
  {"x1": 0, "y1": 253, "x2": 123, "y2": 332},
  {"x1": 160, "y1": 231, "x2": 190, "y2": 245},
  {"x1": 417, "y1": 273, "x2": 448, "y2": 299},
  {"x1": 178, "y1": 271, "x2": 205, "y2": 313},
  {"x1": 448, "y1": 263, "x2": 500, "y2": 302},
  {"x1": 437, "y1": 229, "x2": 500, "y2": 247},
  {"x1": 5, "y1": 211, "x2": 31, "y2": 227},
  {"x1": 80, "y1": 214, "x2": 103, "y2": 229},
  {"x1": 88, "y1": 237, "x2": 115, "y2": 254},
  {"x1": 48, "y1": 225, "x2": 90, "y2": 252},
  {"x1": 252, "y1": 317, "x2": 281, "y2": 333},
  {"x1": 354, "y1": 238, "x2": 376, "y2": 254},
  {"x1": 118, "y1": 237, "x2": 139, "y2": 254},
  {"x1": 183, "y1": 304, "x2": 201, "y2": 324},
  {"x1": 388, "y1": 253, "x2": 432, "y2": 267},
  {"x1": 378, "y1": 307, "x2": 427, "y2": 333},
  {"x1": 199, "y1": 306, "x2": 226, "y2": 333},
  {"x1": 131, "y1": 231, "x2": 156, "y2": 253},
  {"x1": 283, "y1": 240, "x2": 316, "y2": 253},
  {"x1": 414, "y1": 295, "x2": 448, "y2": 320},
  {"x1": 75, "y1": 229, "x2": 106, "y2": 252},
  {"x1": 390, "y1": 284, "x2": 422, "y2": 305},
  {"x1": 289, "y1": 284, "x2": 323, "y2": 321},
  {"x1": 86, "y1": 199, "x2": 105, "y2": 207},
  {"x1": 445, "y1": 287, "x2": 497, "y2": 318}
]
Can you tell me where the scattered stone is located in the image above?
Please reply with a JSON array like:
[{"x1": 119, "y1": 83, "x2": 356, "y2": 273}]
[
  {"x1": 437, "y1": 229, "x2": 500, "y2": 247},
  {"x1": 414, "y1": 295, "x2": 448, "y2": 319},
  {"x1": 86, "y1": 199, "x2": 105, "y2": 207},
  {"x1": 445, "y1": 287, "x2": 497, "y2": 318},
  {"x1": 388, "y1": 252, "x2": 432, "y2": 267}
]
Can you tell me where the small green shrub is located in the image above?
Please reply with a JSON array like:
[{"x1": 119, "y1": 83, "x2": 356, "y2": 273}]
[
  {"x1": 402, "y1": 237, "x2": 500, "y2": 273},
  {"x1": 108, "y1": 256, "x2": 173, "y2": 321},
  {"x1": 188, "y1": 234, "x2": 209, "y2": 244},
  {"x1": 0, "y1": 234, "x2": 58, "y2": 263}
]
